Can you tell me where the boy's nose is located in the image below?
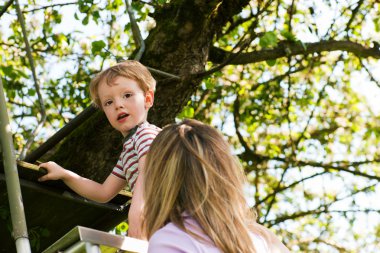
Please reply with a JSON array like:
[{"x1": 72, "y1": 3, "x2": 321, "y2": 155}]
[{"x1": 114, "y1": 99, "x2": 124, "y2": 109}]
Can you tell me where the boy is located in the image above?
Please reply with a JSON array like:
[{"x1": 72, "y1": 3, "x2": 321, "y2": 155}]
[{"x1": 38, "y1": 60, "x2": 161, "y2": 239}]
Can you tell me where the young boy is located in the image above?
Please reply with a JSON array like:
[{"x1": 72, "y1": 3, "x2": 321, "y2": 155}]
[{"x1": 38, "y1": 60, "x2": 161, "y2": 239}]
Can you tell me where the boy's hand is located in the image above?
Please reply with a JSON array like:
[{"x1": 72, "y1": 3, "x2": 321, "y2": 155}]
[{"x1": 38, "y1": 161, "x2": 68, "y2": 182}]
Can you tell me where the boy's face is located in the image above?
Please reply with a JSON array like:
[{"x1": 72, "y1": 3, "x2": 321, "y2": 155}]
[{"x1": 98, "y1": 76, "x2": 153, "y2": 137}]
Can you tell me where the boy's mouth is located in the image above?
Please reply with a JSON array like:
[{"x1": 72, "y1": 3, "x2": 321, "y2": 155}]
[{"x1": 117, "y1": 113, "x2": 129, "y2": 121}]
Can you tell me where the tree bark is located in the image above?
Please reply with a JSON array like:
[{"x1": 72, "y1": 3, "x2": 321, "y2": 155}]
[{"x1": 46, "y1": 0, "x2": 250, "y2": 182}]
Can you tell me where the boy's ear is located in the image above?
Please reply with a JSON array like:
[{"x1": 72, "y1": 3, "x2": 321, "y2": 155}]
[{"x1": 145, "y1": 90, "x2": 154, "y2": 109}]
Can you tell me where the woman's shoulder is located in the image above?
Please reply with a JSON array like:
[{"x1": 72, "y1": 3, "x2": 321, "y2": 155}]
[
  {"x1": 151, "y1": 222, "x2": 188, "y2": 239},
  {"x1": 253, "y1": 224, "x2": 291, "y2": 253},
  {"x1": 148, "y1": 221, "x2": 220, "y2": 253},
  {"x1": 250, "y1": 232, "x2": 270, "y2": 252},
  {"x1": 148, "y1": 222, "x2": 196, "y2": 253}
]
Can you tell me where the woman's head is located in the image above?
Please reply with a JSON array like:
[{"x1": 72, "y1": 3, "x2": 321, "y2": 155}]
[{"x1": 143, "y1": 119, "x2": 258, "y2": 252}]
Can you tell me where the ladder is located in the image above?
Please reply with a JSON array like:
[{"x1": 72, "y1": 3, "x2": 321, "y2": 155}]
[{"x1": 42, "y1": 226, "x2": 148, "y2": 253}]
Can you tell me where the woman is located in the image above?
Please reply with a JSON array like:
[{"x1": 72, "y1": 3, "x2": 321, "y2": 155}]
[{"x1": 143, "y1": 119, "x2": 290, "y2": 253}]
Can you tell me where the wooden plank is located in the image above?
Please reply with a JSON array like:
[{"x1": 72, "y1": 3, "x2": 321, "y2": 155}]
[{"x1": 16, "y1": 160, "x2": 133, "y2": 198}]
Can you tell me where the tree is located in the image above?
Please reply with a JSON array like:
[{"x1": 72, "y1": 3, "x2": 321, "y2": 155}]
[{"x1": 1, "y1": 0, "x2": 380, "y2": 252}]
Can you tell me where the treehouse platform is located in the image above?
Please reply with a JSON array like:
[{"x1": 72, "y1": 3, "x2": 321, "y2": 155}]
[{"x1": 0, "y1": 165, "x2": 131, "y2": 253}]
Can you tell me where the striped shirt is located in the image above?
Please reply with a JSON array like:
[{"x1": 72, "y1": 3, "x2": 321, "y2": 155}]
[{"x1": 112, "y1": 122, "x2": 161, "y2": 192}]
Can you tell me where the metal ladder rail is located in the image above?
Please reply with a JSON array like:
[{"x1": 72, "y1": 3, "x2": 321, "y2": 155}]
[
  {"x1": 42, "y1": 226, "x2": 148, "y2": 253},
  {"x1": 0, "y1": 77, "x2": 32, "y2": 252}
]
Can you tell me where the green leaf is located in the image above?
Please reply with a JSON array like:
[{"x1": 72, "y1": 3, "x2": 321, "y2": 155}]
[
  {"x1": 259, "y1": 31, "x2": 278, "y2": 48},
  {"x1": 280, "y1": 30, "x2": 297, "y2": 42},
  {"x1": 91, "y1": 40, "x2": 106, "y2": 54},
  {"x1": 266, "y1": 59, "x2": 276, "y2": 66},
  {"x1": 374, "y1": 18, "x2": 380, "y2": 32},
  {"x1": 0, "y1": 206, "x2": 9, "y2": 220},
  {"x1": 179, "y1": 107, "x2": 194, "y2": 118},
  {"x1": 124, "y1": 23, "x2": 131, "y2": 32},
  {"x1": 115, "y1": 222, "x2": 129, "y2": 235},
  {"x1": 40, "y1": 228, "x2": 50, "y2": 237},
  {"x1": 28, "y1": 89, "x2": 36, "y2": 96},
  {"x1": 2, "y1": 66, "x2": 13, "y2": 76},
  {"x1": 92, "y1": 11, "x2": 100, "y2": 24},
  {"x1": 205, "y1": 78, "x2": 214, "y2": 89},
  {"x1": 52, "y1": 10, "x2": 62, "y2": 24},
  {"x1": 82, "y1": 15, "x2": 89, "y2": 25}
]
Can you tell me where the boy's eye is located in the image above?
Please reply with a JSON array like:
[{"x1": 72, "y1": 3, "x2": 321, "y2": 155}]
[
  {"x1": 123, "y1": 93, "x2": 133, "y2": 99},
  {"x1": 104, "y1": 100, "x2": 113, "y2": 107}
]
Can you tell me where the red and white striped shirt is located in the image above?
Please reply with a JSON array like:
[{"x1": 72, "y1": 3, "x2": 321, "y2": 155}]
[{"x1": 112, "y1": 122, "x2": 161, "y2": 192}]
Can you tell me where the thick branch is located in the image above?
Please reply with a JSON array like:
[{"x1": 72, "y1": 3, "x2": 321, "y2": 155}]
[
  {"x1": 125, "y1": 0, "x2": 145, "y2": 60},
  {"x1": 266, "y1": 183, "x2": 379, "y2": 226},
  {"x1": 0, "y1": 0, "x2": 13, "y2": 18},
  {"x1": 243, "y1": 149, "x2": 380, "y2": 181},
  {"x1": 267, "y1": 208, "x2": 380, "y2": 227},
  {"x1": 209, "y1": 40, "x2": 380, "y2": 65}
]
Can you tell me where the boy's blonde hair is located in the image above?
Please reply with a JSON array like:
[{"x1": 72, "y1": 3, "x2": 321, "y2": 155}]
[
  {"x1": 89, "y1": 60, "x2": 156, "y2": 109},
  {"x1": 143, "y1": 119, "x2": 267, "y2": 253}
]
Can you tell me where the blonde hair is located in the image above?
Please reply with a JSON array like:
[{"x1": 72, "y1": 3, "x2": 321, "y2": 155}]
[
  {"x1": 89, "y1": 60, "x2": 156, "y2": 109},
  {"x1": 143, "y1": 119, "x2": 267, "y2": 253}
]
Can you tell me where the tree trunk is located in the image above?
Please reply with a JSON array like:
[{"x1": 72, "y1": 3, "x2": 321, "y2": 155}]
[{"x1": 46, "y1": 0, "x2": 250, "y2": 182}]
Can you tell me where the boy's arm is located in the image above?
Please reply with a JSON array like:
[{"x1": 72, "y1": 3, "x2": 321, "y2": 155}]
[
  {"x1": 127, "y1": 155, "x2": 146, "y2": 240},
  {"x1": 39, "y1": 161, "x2": 126, "y2": 203}
]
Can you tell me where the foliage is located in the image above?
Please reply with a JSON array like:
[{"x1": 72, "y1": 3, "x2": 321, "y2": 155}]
[
  {"x1": 114, "y1": 221, "x2": 129, "y2": 236},
  {"x1": 1, "y1": 0, "x2": 380, "y2": 252},
  {"x1": 29, "y1": 226, "x2": 50, "y2": 252},
  {"x1": 0, "y1": 204, "x2": 12, "y2": 233}
]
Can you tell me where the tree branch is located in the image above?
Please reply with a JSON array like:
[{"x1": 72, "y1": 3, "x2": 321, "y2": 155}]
[
  {"x1": 268, "y1": 208, "x2": 380, "y2": 227},
  {"x1": 242, "y1": 148, "x2": 380, "y2": 181},
  {"x1": 14, "y1": 0, "x2": 47, "y2": 159},
  {"x1": 21, "y1": 1, "x2": 78, "y2": 13},
  {"x1": 0, "y1": 0, "x2": 13, "y2": 18},
  {"x1": 125, "y1": 0, "x2": 145, "y2": 60},
  {"x1": 256, "y1": 171, "x2": 328, "y2": 206},
  {"x1": 209, "y1": 40, "x2": 380, "y2": 65},
  {"x1": 266, "y1": 183, "x2": 379, "y2": 226},
  {"x1": 196, "y1": 0, "x2": 274, "y2": 78},
  {"x1": 361, "y1": 59, "x2": 380, "y2": 88},
  {"x1": 345, "y1": 0, "x2": 365, "y2": 36},
  {"x1": 312, "y1": 238, "x2": 353, "y2": 252},
  {"x1": 293, "y1": 55, "x2": 343, "y2": 149}
]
